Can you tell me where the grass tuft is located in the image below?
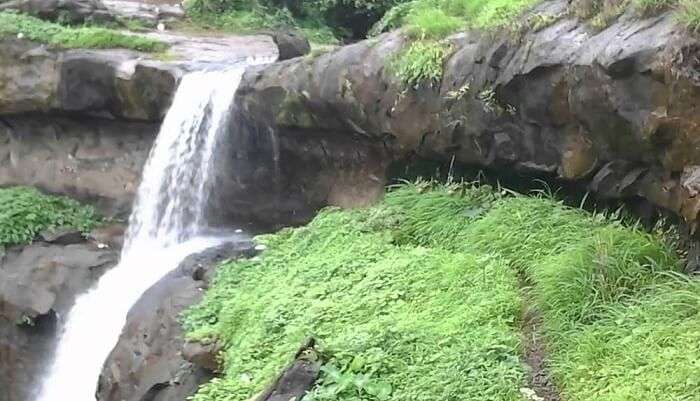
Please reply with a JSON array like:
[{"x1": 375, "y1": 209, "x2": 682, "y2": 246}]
[{"x1": 391, "y1": 40, "x2": 452, "y2": 87}]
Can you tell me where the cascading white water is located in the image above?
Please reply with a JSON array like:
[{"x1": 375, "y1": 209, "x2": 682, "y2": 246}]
[{"x1": 35, "y1": 66, "x2": 248, "y2": 401}]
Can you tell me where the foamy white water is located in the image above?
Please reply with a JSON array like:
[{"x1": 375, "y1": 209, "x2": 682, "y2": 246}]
[{"x1": 36, "y1": 67, "x2": 248, "y2": 401}]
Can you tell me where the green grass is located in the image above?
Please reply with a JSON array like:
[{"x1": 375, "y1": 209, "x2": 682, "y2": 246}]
[
  {"x1": 0, "y1": 11, "x2": 167, "y2": 52},
  {"x1": 385, "y1": 183, "x2": 699, "y2": 401},
  {"x1": 0, "y1": 186, "x2": 100, "y2": 247},
  {"x1": 462, "y1": 197, "x2": 699, "y2": 401},
  {"x1": 186, "y1": 182, "x2": 700, "y2": 401}
]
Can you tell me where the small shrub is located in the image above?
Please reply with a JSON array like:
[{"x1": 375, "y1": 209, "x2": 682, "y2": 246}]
[
  {"x1": 0, "y1": 187, "x2": 100, "y2": 246},
  {"x1": 186, "y1": 0, "x2": 409, "y2": 41}
]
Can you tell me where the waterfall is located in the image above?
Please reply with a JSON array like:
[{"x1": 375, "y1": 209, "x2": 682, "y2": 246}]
[{"x1": 35, "y1": 66, "x2": 248, "y2": 401}]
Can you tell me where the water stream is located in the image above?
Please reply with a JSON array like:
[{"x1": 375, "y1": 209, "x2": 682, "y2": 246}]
[{"x1": 35, "y1": 66, "x2": 249, "y2": 401}]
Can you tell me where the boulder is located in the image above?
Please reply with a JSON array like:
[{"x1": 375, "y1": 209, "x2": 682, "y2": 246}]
[
  {"x1": 271, "y1": 31, "x2": 311, "y2": 61},
  {"x1": 97, "y1": 239, "x2": 256, "y2": 401},
  {"x1": 0, "y1": 0, "x2": 115, "y2": 24}
]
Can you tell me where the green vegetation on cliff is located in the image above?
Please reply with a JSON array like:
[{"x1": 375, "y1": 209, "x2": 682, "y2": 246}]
[
  {"x1": 375, "y1": 0, "x2": 539, "y2": 38},
  {"x1": 0, "y1": 11, "x2": 167, "y2": 52},
  {"x1": 186, "y1": 183, "x2": 700, "y2": 401},
  {"x1": 391, "y1": 40, "x2": 453, "y2": 87},
  {"x1": 0, "y1": 187, "x2": 100, "y2": 247},
  {"x1": 385, "y1": 0, "x2": 540, "y2": 86}
]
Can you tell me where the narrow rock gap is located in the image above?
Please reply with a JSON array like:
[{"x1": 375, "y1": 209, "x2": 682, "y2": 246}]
[{"x1": 518, "y1": 273, "x2": 561, "y2": 401}]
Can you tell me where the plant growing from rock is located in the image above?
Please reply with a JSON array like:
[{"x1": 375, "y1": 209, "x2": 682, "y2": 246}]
[{"x1": 392, "y1": 40, "x2": 452, "y2": 87}]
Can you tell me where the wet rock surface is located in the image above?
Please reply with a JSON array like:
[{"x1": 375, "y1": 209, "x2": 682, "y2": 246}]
[
  {"x1": 0, "y1": 226, "x2": 124, "y2": 401},
  {"x1": 230, "y1": 1, "x2": 700, "y2": 233},
  {"x1": 0, "y1": 0, "x2": 185, "y2": 26},
  {"x1": 97, "y1": 238, "x2": 256, "y2": 401}
]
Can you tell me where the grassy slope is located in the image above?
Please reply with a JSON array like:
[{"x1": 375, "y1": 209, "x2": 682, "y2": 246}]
[
  {"x1": 468, "y1": 198, "x2": 700, "y2": 401},
  {"x1": 0, "y1": 187, "x2": 100, "y2": 247},
  {"x1": 185, "y1": 183, "x2": 700, "y2": 401},
  {"x1": 0, "y1": 11, "x2": 167, "y2": 52},
  {"x1": 184, "y1": 193, "x2": 527, "y2": 401}
]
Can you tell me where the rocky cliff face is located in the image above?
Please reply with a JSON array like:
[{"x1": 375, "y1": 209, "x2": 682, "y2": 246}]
[
  {"x1": 229, "y1": 1, "x2": 700, "y2": 238},
  {"x1": 0, "y1": 33, "x2": 276, "y2": 218}
]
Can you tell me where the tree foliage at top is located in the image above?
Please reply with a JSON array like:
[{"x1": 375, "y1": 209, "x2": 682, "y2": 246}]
[{"x1": 186, "y1": 0, "x2": 407, "y2": 40}]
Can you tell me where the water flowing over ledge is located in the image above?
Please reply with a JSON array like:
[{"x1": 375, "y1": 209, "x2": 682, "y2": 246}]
[{"x1": 35, "y1": 67, "x2": 249, "y2": 401}]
